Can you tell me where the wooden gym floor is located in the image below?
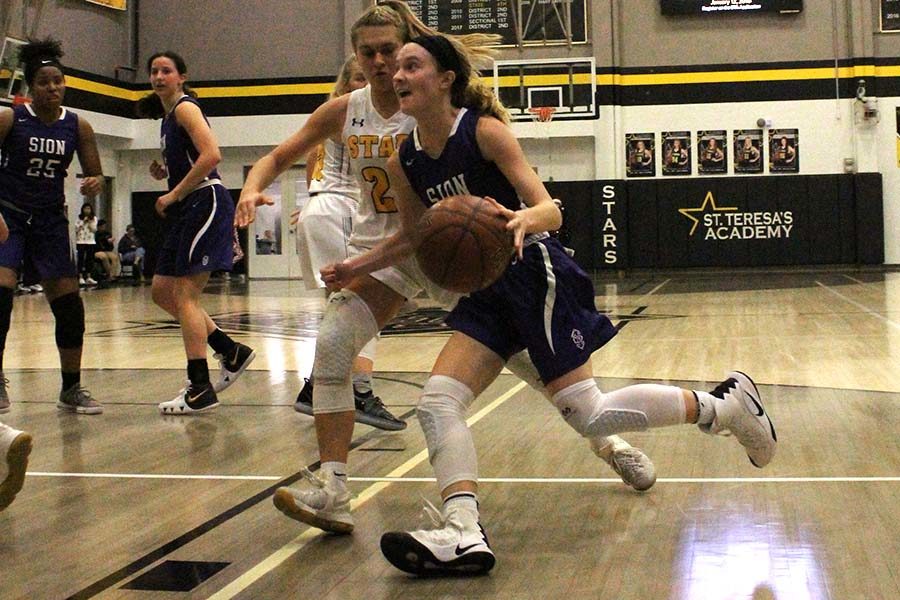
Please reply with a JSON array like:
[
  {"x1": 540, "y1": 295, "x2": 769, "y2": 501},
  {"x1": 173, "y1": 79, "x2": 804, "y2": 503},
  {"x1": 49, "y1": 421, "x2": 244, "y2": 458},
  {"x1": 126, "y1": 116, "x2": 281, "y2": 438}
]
[{"x1": 1, "y1": 267, "x2": 898, "y2": 599}]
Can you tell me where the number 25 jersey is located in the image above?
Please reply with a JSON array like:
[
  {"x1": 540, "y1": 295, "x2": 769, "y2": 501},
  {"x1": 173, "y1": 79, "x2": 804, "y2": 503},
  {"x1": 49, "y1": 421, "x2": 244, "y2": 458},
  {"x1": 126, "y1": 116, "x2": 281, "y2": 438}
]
[{"x1": 0, "y1": 104, "x2": 79, "y2": 211}]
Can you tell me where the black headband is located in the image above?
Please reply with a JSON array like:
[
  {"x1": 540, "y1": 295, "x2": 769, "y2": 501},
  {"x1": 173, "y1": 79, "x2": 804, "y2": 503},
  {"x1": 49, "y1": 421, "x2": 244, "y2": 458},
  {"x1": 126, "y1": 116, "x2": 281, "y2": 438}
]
[
  {"x1": 410, "y1": 35, "x2": 467, "y2": 87},
  {"x1": 25, "y1": 58, "x2": 64, "y2": 84}
]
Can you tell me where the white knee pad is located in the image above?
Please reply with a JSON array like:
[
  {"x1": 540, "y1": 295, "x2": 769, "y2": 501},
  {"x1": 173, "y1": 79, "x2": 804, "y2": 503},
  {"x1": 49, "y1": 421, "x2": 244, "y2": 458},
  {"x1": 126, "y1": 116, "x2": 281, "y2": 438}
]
[
  {"x1": 312, "y1": 290, "x2": 379, "y2": 414},
  {"x1": 551, "y1": 380, "x2": 685, "y2": 438},
  {"x1": 417, "y1": 375, "x2": 478, "y2": 492}
]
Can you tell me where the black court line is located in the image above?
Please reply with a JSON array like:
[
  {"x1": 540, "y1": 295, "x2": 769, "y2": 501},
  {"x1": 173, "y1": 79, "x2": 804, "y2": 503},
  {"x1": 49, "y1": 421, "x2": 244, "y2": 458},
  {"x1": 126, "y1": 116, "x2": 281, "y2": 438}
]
[
  {"x1": 626, "y1": 279, "x2": 658, "y2": 294},
  {"x1": 615, "y1": 306, "x2": 647, "y2": 331},
  {"x1": 64, "y1": 407, "x2": 418, "y2": 600}
]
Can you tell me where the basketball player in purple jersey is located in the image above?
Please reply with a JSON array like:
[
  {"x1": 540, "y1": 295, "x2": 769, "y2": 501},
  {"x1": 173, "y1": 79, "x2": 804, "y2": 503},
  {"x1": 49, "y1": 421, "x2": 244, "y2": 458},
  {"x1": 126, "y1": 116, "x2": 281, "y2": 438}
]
[
  {"x1": 320, "y1": 34, "x2": 778, "y2": 576},
  {"x1": 0, "y1": 38, "x2": 104, "y2": 416},
  {"x1": 238, "y1": 1, "x2": 657, "y2": 535},
  {"x1": 137, "y1": 51, "x2": 255, "y2": 414},
  {"x1": 0, "y1": 38, "x2": 102, "y2": 507}
]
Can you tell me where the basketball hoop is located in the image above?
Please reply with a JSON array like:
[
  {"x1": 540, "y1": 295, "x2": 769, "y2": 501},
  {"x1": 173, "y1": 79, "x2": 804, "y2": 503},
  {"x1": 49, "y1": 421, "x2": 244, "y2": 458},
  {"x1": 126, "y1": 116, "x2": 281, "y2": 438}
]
[
  {"x1": 527, "y1": 107, "x2": 556, "y2": 182},
  {"x1": 12, "y1": 94, "x2": 30, "y2": 105},
  {"x1": 527, "y1": 106, "x2": 556, "y2": 123}
]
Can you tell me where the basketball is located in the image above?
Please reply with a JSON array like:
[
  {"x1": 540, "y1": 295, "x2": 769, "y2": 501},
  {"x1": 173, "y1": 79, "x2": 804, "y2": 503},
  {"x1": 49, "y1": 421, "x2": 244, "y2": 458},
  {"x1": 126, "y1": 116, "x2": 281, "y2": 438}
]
[{"x1": 415, "y1": 195, "x2": 514, "y2": 293}]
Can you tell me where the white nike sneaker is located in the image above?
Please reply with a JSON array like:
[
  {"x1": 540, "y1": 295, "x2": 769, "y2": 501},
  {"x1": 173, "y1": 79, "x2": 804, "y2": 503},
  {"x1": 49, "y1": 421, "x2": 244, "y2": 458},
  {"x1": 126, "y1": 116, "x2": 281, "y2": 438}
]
[
  {"x1": 591, "y1": 435, "x2": 657, "y2": 491},
  {"x1": 158, "y1": 382, "x2": 219, "y2": 415},
  {"x1": 703, "y1": 371, "x2": 777, "y2": 468},
  {"x1": 380, "y1": 502, "x2": 495, "y2": 576},
  {"x1": 0, "y1": 423, "x2": 32, "y2": 511},
  {"x1": 272, "y1": 468, "x2": 353, "y2": 534}
]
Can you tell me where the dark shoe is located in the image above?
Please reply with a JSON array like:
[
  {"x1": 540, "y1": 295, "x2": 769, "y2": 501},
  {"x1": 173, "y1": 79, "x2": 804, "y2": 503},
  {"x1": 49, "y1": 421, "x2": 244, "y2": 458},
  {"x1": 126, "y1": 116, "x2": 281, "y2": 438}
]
[
  {"x1": 293, "y1": 378, "x2": 314, "y2": 415},
  {"x1": 57, "y1": 384, "x2": 103, "y2": 415},
  {"x1": 354, "y1": 389, "x2": 406, "y2": 431},
  {"x1": 159, "y1": 382, "x2": 219, "y2": 415},
  {"x1": 294, "y1": 379, "x2": 406, "y2": 431}
]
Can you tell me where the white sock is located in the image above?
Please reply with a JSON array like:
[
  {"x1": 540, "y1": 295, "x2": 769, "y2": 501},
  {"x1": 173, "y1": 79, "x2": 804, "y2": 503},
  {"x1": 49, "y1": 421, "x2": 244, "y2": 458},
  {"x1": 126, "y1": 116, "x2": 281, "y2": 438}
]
[
  {"x1": 321, "y1": 461, "x2": 348, "y2": 487},
  {"x1": 693, "y1": 391, "x2": 716, "y2": 425},
  {"x1": 443, "y1": 492, "x2": 478, "y2": 517}
]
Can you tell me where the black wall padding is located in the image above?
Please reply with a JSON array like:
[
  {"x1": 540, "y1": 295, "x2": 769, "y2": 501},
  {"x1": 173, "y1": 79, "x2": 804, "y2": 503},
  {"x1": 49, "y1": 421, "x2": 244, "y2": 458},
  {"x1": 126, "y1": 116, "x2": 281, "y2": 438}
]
[{"x1": 854, "y1": 173, "x2": 884, "y2": 264}]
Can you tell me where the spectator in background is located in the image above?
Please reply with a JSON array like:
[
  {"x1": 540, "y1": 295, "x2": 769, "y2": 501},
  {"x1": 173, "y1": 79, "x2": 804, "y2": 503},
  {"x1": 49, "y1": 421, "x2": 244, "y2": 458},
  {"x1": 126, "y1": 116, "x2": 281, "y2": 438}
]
[
  {"x1": 93, "y1": 219, "x2": 120, "y2": 282},
  {"x1": 75, "y1": 202, "x2": 97, "y2": 286},
  {"x1": 117, "y1": 224, "x2": 145, "y2": 280}
]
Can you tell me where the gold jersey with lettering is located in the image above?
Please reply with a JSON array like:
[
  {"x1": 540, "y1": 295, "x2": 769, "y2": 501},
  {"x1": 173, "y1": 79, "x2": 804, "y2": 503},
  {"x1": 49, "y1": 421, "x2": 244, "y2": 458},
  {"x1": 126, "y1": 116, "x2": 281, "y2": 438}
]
[{"x1": 342, "y1": 85, "x2": 414, "y2": 249}]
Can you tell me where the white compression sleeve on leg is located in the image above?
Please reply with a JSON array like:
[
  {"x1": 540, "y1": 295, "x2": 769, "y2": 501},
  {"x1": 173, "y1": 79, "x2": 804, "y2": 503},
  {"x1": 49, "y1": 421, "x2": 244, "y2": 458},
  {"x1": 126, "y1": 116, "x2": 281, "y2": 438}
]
[
  {"x1": 551, "y1": 380, "x2": 686, "y2": 438},
  {"x1": 417, "y1": 375, "x2": 478, "y2": 492},
  {"x1": 312, "y1": 290, "x2": 379, "y2": 414},
  {"x1": 506, "y1": 351, "x2": 620, "y2": 452}
]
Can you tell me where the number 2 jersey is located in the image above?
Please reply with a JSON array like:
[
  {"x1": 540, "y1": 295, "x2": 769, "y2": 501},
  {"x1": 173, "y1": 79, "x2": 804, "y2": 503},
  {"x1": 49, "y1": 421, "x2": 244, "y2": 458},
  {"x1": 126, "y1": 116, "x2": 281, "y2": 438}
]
[
  {"x1": 0, "y1": 103, "x2": 79, "y2": 211},
  {"x1": 342, "y1": 85, "x2": 413, "y2": 249}
]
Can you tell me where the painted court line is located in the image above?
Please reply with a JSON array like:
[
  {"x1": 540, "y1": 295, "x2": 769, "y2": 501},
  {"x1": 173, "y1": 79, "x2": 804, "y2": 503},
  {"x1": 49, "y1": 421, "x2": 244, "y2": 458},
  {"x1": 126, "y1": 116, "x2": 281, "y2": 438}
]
[
  {"x1": 28, "y1": 472, "x2": 282, "y2": 481},
  {"x1": 206, "y1": 381, "x2": 528, "y2": 600},
  {"x1": 351, "y1": 476, "x2": 900, "y2": 484},
  {"x1": 27, "y1": 473, "x2": 900, "y2": 484},
  {"x1": 817, "y1": 281, "x2": 900, "y2": 332}
]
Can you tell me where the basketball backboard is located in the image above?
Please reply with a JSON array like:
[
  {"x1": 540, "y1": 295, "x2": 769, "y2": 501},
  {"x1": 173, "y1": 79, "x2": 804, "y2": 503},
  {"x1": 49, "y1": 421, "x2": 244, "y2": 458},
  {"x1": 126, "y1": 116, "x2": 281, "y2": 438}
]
[{"x1": 493, "y1": 57, "x2": 596, "y2": 122}]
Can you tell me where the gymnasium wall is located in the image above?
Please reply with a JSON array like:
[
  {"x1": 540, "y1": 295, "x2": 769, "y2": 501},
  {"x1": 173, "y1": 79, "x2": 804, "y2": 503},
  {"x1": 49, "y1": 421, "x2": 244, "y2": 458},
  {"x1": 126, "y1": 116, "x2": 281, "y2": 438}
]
[
  {"x1": 2, "y1": 0, "x2": 896, "y2": 270},
  {"x1": 2, "y1": 0, "x2": 130, "y2": 79},
  {"x1": 136, "y1": 0, "x2": 356, "y2": 81}
]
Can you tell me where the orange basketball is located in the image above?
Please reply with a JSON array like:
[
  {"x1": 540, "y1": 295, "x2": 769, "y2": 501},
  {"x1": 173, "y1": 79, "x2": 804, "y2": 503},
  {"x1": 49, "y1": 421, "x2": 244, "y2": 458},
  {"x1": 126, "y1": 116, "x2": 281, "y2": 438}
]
[{"x1": 415, "y1": 195, "x2": 514, "y2": 293}]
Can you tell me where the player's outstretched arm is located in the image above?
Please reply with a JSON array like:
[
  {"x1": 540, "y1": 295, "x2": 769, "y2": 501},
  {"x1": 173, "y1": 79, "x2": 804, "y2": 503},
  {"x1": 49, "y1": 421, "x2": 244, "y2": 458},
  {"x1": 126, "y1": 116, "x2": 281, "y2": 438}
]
[{"x1": 237, "y1": 96, "x2": 349, "y2": 227}]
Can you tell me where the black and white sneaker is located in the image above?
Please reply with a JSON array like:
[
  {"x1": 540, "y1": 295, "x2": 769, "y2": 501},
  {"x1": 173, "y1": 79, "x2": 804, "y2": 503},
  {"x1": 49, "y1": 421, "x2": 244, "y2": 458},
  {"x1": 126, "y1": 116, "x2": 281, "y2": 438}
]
[
  {"x1": 381, "y1": 503, "x2": 495, "y2": 576},
  {"x1": 213, "y1": 343, "x2": 256, "y2": 393},
  {"x1": 293, "y1": 378, "x2": 314, "y2": 415},
  {"x1": 159, "y1": 382, "x2": 219, "y2": 415},
  {"x1": 293, "y1": 378, "x2": 406, "y2": 431},
  {"x1": 702, "y1": 371, "x2": 777, "y2": 468}
]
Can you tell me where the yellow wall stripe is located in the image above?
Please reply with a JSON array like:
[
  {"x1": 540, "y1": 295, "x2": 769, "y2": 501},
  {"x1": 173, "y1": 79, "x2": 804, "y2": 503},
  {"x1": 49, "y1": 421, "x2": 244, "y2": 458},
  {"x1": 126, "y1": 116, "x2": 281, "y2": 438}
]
[
  {"x1": 48, "y1": 63, "x2": 900, "y2": 102},
  {"x1": 195, "y1": 82, "x2": 333, "y2": 98},
  {"x1": 66, "y1": 76, "x2": 143, "y2": 101}
]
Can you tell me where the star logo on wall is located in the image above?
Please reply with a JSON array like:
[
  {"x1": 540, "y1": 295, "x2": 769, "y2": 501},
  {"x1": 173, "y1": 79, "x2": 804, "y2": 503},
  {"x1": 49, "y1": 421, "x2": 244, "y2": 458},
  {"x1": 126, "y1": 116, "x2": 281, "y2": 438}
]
[{"x1": 678, "y1": 191, "x2": 738, "y2": 236}]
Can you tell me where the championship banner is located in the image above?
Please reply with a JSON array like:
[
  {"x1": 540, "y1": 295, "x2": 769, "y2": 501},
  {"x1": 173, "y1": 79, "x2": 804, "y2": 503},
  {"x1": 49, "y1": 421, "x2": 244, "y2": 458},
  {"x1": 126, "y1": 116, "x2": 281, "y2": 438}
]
[{"x1": 84, "y1": 0, "x2": 126, "y2": 10}]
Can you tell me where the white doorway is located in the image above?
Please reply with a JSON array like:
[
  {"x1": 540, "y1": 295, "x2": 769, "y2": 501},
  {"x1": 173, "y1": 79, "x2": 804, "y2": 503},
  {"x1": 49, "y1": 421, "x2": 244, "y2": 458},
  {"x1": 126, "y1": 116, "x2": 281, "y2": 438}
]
[{"x1": 245, "y1": 165, "x2": 309, "y2": 279}]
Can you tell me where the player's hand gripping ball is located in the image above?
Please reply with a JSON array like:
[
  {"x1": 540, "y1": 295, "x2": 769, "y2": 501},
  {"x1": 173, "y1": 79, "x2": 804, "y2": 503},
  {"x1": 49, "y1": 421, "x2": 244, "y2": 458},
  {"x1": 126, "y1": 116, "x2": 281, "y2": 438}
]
[{"x1": 415, "y1": 195, "x2": 514, "y2": 293}]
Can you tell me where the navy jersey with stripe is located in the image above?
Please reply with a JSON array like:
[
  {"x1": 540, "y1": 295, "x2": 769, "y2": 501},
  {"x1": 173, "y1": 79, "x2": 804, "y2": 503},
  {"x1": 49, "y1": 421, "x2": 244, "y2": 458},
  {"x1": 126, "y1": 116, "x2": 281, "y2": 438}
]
[
  {"x1": 160, "y1": 95, "x2": 220, "y2": 191},
  {"x1": 0, "y1": 104, "x2": 79, "y2": 210},
  {"x1": 400, "y1": 107, "x2": 617, "y2": 382},
  {"x1": 398, "y1": 108, "x2": 519, "y2": 211}
]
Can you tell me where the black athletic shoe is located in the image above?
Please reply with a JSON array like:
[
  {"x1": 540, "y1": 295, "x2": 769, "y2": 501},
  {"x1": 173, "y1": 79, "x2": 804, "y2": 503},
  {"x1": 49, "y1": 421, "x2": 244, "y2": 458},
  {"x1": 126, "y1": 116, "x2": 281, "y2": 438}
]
[
  {"x1": 354, "y1": 390, "x2": 406, "y2": 431},
  {"x1": 293, "y1": 378, "x2": 406, "y2": 431},
  {"x1": 159, "y1": 382, "x2": 219, "y2": 414},
  {"x1": 293, "y1": 378, "x2": 314, "y2": 415},
  {"x1": 214, "y1": 343, "x2": 256, "y2": 393}
]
